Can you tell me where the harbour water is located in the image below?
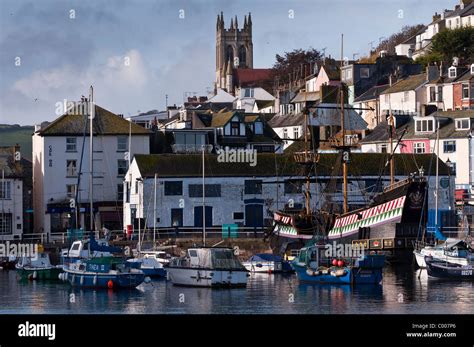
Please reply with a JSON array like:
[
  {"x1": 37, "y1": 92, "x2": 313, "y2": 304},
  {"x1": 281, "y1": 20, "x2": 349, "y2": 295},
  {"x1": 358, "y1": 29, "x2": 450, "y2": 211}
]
[{"x1": 0, "y1": 264, "x2": 473, "y2": 314}]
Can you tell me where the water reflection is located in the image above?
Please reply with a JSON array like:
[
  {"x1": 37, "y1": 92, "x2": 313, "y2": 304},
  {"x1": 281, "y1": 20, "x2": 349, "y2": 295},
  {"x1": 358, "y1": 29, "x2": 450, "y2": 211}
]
[{"x1": 0, "y1": 268, "x2": 473, "y2": 314}]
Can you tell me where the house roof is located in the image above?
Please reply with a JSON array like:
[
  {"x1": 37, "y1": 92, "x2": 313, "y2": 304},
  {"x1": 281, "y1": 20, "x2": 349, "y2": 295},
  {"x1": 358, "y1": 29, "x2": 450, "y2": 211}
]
[
  {"x1": 134, "y1": 152, "x2": 448, "y2": 178},
  {"x1": 0, "y1": 146, "x2": 31, "y2": 179},
  {"x1": 211, "y1": 111, "x2": 238, "y2": 127},
  {"x1": 291, "y1": 91, "x2": 320, "y2": 103},
  {"x1": 445, "y1": 3, "x2": 474, "y2": 18},
  {"x1": 38, "y1": 102, "x2": 150, "y2": 136},
  {"x1": 308, "y1": 103, "x2": 368, "y2": 131},
  {"x1": 207, "y1": 88, "x2": 236, "y2": 103},
  {"x1": 255, "y1": 99, "x2": 274, "y2": 109},
  {"x1": 354, "y1": 85, "x2": 390, "y2": 103},
  {"x1": 234, "y1": 68, "x2": 273, "y2": 87},
  {"x1": 361, "y1": 110, "x2": 474, "y2": 144},
  {"x1": 268, "y1": 113, "x2": 305, "y2": 128},
  {"x1": 454, "y1": 69, "x2": 474, "y2": 82},
  {"x1": 381, "y1": 74, "x2": 427, "y2": 94}
]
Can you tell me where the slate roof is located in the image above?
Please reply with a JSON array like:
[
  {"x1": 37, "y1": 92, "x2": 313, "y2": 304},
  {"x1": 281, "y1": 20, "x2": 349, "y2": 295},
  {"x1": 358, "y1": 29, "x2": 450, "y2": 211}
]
[
  {"x1": 268, "y1": 113, "x2": 305, "y2": 128},
  {"x1": 361, "y1": 110, "x2": 474, "y2": 144},
  {"x1": 134, "y1": 152, "x2": 448, "y2": 178},
  {"x1": 0, "y1": 146, "x2": 31, "y2": 179},
  {"x1": 353, "y1": 85, "x2": 390, "y2": 103},
  {"x1": 38, "y1": 102, "x2": 150, "y2": 136},
  {"x1": 234, "y1": 68, "x2": 273, "y2": 87},
  {"x1": 308, "y1": 103, "x2": 368, "y2": 130},
  {"x1": 381, "y1": 74, "x2": 427, "y2": 94}
]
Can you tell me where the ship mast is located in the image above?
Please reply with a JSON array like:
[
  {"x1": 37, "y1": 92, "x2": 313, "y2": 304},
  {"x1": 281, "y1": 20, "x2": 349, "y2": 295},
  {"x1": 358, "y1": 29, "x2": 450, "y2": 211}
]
[
  {"x1": 340, "y1": 34, "x2": 348, "y2": 214},
  {"x1": 304, "y1": 90, "x2": 311, "y2": 215},
  {"x1": 388, "y1": 75, "x2": 395, "y2": 186}
]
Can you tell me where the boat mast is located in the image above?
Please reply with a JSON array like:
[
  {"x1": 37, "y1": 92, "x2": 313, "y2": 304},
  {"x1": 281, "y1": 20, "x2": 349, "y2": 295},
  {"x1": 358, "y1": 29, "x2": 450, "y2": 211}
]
[
  {"x1": 153, "y1": 173, "x2": 157, "y2": 248},
  {"x1": 340, "y1": 34, "x2": 348, "y2": 214},
  {"x1": 435, "y1": 118, "x2": 440, "y2": 234},
  {"x1": 89, "y1": 86, "x2": 94, "y2": 233},
  {"x1": 202, "y1": 145, "x2": 206, "y2": 246},
  {"x1": 304, "y1": 89, "x2": 311, "y2": 215},
  {"x1": 388, "y1": 75, "x2": 395, "y2": 186}
]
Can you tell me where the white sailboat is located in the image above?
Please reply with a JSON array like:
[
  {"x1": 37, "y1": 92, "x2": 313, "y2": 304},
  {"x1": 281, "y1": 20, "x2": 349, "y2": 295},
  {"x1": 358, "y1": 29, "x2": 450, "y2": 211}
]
[{"x1": 167, "y1": 145, "x2": 249, "y2": 287}]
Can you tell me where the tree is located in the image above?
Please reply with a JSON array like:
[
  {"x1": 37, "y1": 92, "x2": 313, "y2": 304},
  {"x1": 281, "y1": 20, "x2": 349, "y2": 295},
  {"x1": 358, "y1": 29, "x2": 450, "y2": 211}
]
[
  {"x1": 360, "y1": 24, "x2": 425, "y2": 62},
  {"x1": 271, "y1": 48, "x2": 323, "y2": 84},
  {"x1": 431, "y1": 26, "x2": 474, "y2": 64}
]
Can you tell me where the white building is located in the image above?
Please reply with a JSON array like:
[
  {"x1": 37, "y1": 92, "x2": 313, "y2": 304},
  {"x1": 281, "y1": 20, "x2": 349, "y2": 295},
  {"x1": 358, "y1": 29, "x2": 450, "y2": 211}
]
[
  {"x1": 235, "y1": 87, "x2": 275, "y2": 113},
  {"x1": 379, "y1": 73, "x2": 429, "y2": 115},
  {"x1": 123, "y1": 153, "x2": 453, "y2": 234},
  {"x1": 445, "y1": 1, "x2": 474, "y2": 29},
  {"x1": 32, "y1": 102, "x2": 150, "y2": 236},
  {"x1": 0, "y1": 146, "x2": 27, "y2": 241}
]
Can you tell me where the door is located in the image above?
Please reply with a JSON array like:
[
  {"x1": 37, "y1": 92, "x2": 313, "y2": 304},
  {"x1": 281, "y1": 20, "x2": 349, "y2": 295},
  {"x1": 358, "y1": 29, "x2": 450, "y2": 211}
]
[
  {"x1": 171, "y1": 208, "x2": 183, "y2": 227},
  {"x1": 194, "y1": 206, "x2": 212, "y2": 227},
  {"x1": 245, "y1": 204, "x2": 263, "y2": 227}
]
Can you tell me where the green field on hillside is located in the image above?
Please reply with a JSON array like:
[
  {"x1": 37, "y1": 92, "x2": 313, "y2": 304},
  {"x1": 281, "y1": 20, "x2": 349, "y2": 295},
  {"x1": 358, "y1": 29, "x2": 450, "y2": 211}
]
[{"x1": 0, "y1": 125, "x2": 34, "y2": 159}]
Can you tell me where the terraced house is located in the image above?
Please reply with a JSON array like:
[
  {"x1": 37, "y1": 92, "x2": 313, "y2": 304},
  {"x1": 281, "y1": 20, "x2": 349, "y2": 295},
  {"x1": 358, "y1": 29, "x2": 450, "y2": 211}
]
[{"x1": 32, "y1": 102, "x2": 150, "y2": 237}]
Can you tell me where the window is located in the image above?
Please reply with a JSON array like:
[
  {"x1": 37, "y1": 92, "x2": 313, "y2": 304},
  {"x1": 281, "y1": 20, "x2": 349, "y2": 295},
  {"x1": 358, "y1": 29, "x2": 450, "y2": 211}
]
[
  {"x1": 171, "y1": 208, "x2": 183, "y2": 227},
  {"x1": 233, "y1": 212, "x2": 244, "y2": 220},
  {"x1": 437, "y1": 86, "x2": 443, "y2": 102},
  {"x1": 462, "y1": 84, "x2": 469, "y2": 99},
  {"x1": 429, "y1": 87, "x2": 436, "y2": 102},
  {"x1": 360, "y1": 68, "x2": 370, "y2": 78},
  {"x1": 0, "y1": 181, "x2": 11, "y2": 199},
  {"x1": 254, "y1": 121, "x2": 263, "y2": 135},
  {"x1": 443, "y1": 140, "x2": 456, "y2": 153},
  {"x1": 448, "y1": 67, "x2": 457, "y2": 79},
  {"x1": 164, "y1": 181, "x2": 183, "y2": 196},
  {"x1": 66, "y1": 184, "x2": 76, "y2": 198},
  {"x1": 117, "y1": 184, "x2": 124, "y2": 201},
  {"x1": 413, "y1": 142, "x2": 426, "y2": 154},
  {"x1": 244, "y1": 180, "x2": 262, "y2": 194},
  {"x1": 455, "y1": 119, "x2": 470, "y2": 130},
  {"x1": 238, "y1": 46, "x2": 247, "y2": 67},
  {"x1": 403, "y1": 91, "x2": 410, "y2": 102},
  {"x1": 66, "y1": 160, "x2": 77, "y2": 177},
  {"x1": 66, "y1": 137, "x2": 77, "y2": 152},
  {"x1": 0, "y1": 214, "x2": 12, "y2": 235},
  {"x1": 293, "y1": 127, "x2": 300, "y2": 139},
  {"x1": 471, "y1": 64, "x2": 474, "y2": 74},
  {"x1": 189, "y1": 184, "x2": 221, "y2": 197},
  {"x1": 384, "y1": 94, "x2": 390, "y2": 103},
  {"x1": 415, "y1": 119, "x2": 434, "y2": 133},
  {"x1": 447, "y1": 161, "x2": 456, "y2": 175},
  {"x1": 231, "y1": 122, "x2": 240, "y2": 136},
  {"x1": 284, "y1": 181, "x2": 303, "y2": 194},
  {"x1": 244, "y1": 88, "x2": 254, "y2": 98},
  {"x1": 283, "y1": 128, "x2": 288, "y2": 139},
  {"x1": 377, "y1": 144, "x2": 387, "y2": 153},
  {"x1": 117, "y1": 136, "x2": 128, "y2": 152},
  {"x1": 117, "y1": 160, "x2": 128, "y2": 176}
]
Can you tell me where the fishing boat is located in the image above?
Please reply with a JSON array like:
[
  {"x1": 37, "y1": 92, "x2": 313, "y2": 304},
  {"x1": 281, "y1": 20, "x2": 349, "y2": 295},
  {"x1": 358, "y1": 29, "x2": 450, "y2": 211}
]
[
  {"x1": 61, "y1": 256, "x2": 145, "y2": 289},
  {"x1": 167, "y1": 247, "x2": 249, "y2": 287},
  {"x1": 242, "y1": 253, "x2": 293, "y2": 273},
  {"x1": 414, "y1": 238, "x2": 473, "y2": 268},
  {"x1": 16, "y1": 253, "x2": 63, "y2": 281},
  {"x1": 292, "y1": 244, "x2": 385, "y2": 284},
  {"x1": 425, "y1": 256, "x2": 474, "y2": 280}
]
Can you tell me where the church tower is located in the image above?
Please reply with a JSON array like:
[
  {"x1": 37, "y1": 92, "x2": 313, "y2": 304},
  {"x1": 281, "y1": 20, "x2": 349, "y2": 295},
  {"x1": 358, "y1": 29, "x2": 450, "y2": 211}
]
[{"x1": 215, "y1": 12, "x2": 253, "y2": 93}]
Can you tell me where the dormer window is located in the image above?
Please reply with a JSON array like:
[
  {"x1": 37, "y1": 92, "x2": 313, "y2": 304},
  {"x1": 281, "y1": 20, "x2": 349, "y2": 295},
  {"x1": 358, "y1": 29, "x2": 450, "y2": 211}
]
[
  {"x1": 243, "y1": 88, "x2": 254, "y2": 98},
  {"x1": 455, "y1": 118, "x2": 470, "y2": 130},
  {"x1": 415, "y1": 118, "x2": 434, "y2": 133},
  {"x1": 254, "y1": 121, "x2": 263, "y2": 135},
  {"x1": 448, "y1": 66, "x2": 457, "y2": 79},
  {"x1": 231, "y1": 121, "x2": 240, "y2": 135}
]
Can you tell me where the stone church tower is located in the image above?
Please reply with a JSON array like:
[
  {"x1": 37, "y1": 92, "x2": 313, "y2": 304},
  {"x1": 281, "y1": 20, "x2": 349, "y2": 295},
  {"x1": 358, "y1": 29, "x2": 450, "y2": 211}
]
[{"x1": 215, "y1": 12, "x2": 253, "y2": 94}]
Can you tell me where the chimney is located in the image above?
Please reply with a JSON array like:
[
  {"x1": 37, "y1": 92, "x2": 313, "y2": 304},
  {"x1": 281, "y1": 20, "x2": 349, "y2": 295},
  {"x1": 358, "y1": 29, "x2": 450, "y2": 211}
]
[
  {"x1": 426, "y1": 64, "x2": 440, "y2": 82},
  {"x1": 432, "y1": 12, "x2": 441, "y2": 22}
]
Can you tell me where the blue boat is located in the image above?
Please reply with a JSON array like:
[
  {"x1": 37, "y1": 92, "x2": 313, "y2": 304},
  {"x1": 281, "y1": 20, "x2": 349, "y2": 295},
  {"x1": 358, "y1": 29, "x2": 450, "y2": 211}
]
[
  {"x1": 60, "y1": 233, "x2": 145, "y2": 289},
  {"x1": 61, "y1": 257, "x2": 145, "y2": 289},
  {"x1": 127, "y1": 255, "x2": 167, "y2": 278},
  {"x1": 292, "y1": 245, "x2": 385, "y2": 285}
]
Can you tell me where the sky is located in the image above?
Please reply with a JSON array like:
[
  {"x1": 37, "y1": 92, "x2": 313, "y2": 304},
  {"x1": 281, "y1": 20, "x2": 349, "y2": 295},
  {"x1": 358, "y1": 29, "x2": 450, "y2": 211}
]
[{"x1": 0, "y1": 0, "x2": 458, "y2": 125}]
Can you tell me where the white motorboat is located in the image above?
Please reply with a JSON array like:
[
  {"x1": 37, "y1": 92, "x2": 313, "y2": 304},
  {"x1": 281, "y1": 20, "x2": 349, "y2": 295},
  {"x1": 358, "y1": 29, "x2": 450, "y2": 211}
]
[
  {"x1": 167, "y1": 247, "x2": 249, "y2": 287},
  {"x1": 414, "y1": 238, "x2": 473, "y2": 268}
]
